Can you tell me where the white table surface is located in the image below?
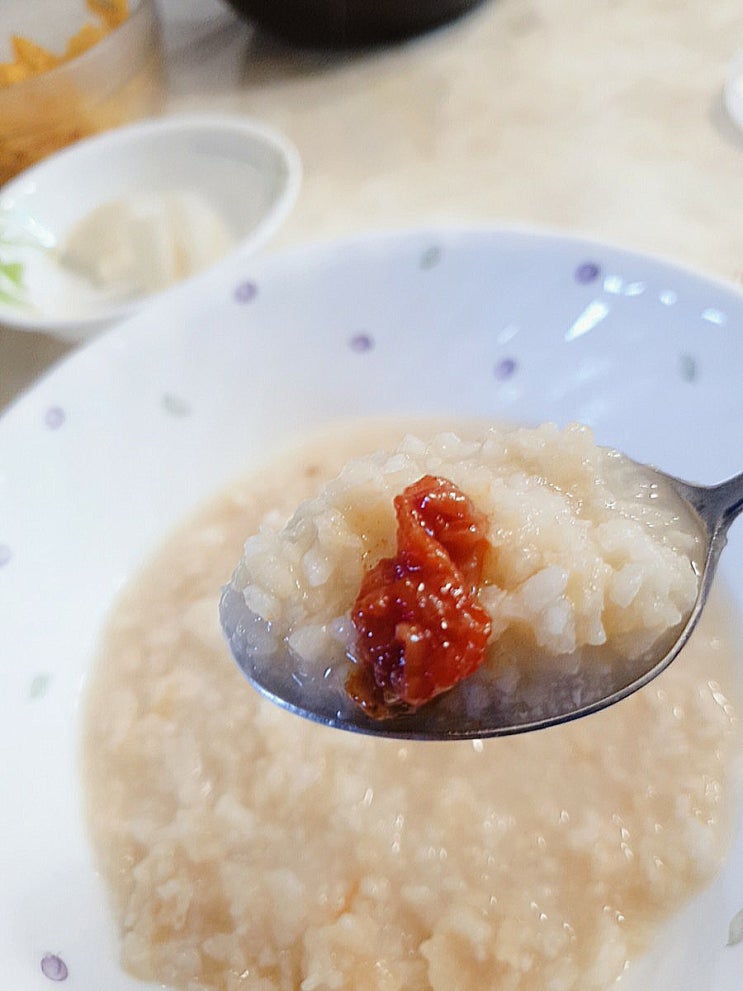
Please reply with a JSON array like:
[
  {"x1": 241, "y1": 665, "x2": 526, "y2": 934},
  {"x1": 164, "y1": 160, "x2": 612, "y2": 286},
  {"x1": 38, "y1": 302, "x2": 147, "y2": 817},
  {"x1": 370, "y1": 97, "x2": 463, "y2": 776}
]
[{"x1": 2, "y1": 0, "x2": 742, "y2": 409}]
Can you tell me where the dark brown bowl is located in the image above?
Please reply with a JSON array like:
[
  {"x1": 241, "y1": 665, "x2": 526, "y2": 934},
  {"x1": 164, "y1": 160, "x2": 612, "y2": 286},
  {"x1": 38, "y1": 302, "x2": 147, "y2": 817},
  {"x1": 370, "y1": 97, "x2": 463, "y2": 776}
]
[{"x1": 222, "y1": 0, "x2": 487, "y2": 48}]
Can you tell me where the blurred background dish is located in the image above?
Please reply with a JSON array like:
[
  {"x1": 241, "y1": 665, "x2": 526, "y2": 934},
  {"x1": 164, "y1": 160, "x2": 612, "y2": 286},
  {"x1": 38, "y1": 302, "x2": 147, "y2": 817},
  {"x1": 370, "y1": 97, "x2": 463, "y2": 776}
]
[
  {"x1": 0, "y1": 0, "x2": 165, "y2": 186},
  {"x1": 0, "y1": 114, "x2": 301, "y2": 340},
  {"x1": 222, "y1": 0, "x2": 487, "y2": 47}
]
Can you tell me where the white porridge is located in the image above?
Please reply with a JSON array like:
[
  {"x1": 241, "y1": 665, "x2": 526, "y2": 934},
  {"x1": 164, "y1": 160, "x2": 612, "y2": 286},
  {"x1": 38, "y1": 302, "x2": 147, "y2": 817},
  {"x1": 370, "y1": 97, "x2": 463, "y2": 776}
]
[
  {"x1": 83, "y1": 419, "x2": 740, "y2": 991},
  {"x1": 223, "y1": 422, "x2": 703, "y2": 717}
]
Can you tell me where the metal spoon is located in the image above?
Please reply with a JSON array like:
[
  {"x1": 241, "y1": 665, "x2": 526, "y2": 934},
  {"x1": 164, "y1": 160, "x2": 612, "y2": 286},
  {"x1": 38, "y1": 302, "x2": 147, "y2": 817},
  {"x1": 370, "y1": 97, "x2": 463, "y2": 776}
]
[{"x1": 219, "y1": 467, "x2": 743, "y2": 741}]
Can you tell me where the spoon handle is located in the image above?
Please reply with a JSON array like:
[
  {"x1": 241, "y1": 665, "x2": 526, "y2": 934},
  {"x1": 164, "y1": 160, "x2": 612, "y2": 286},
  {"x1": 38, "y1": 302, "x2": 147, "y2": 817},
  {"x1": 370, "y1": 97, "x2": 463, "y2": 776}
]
[{"x1": 670, "y1": 472, "x2": 743, "y2": 534}]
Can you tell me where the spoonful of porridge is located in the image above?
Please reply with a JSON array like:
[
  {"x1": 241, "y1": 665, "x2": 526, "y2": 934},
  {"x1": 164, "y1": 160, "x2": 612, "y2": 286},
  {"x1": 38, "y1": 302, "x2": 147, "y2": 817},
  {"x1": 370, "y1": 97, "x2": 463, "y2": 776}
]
[{"x1": 219, "y1": 423, "x2": 743, "y2": 740}]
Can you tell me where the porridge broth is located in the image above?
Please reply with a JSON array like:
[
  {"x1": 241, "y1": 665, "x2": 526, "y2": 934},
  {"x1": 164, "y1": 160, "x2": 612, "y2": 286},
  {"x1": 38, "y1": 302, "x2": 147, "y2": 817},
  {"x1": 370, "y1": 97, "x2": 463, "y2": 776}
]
[{"x1": 83, "y1": 419, "x2": 741, "y2": 991}]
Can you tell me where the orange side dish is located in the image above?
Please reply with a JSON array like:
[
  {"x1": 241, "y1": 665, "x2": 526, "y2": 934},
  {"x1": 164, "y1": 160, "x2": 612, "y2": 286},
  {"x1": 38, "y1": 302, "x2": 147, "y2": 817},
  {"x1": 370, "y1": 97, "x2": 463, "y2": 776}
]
[
  {"x1": 0, "y1": 0, "x2": 165, "y2": 185},
  {"x1": 348, "y1": 475, "x2": 492, "y2": 717},
  {"x1": 0, "y1": 1, "x2": 129, "y2": 88}
]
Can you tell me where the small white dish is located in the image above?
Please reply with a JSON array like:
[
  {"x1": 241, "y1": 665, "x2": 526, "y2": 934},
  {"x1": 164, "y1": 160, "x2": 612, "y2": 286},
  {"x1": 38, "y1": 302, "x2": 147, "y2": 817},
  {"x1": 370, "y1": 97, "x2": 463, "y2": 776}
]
[{"x1": 0, "y1": 113, "x2": 301, "y2": 341}]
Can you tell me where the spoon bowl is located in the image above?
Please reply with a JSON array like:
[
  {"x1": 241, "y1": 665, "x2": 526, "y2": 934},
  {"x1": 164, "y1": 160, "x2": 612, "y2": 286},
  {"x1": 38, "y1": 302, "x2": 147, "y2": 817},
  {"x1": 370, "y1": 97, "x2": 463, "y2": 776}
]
[{"x1": 221, "y1": 463, "x2": 743, "y2": 742}]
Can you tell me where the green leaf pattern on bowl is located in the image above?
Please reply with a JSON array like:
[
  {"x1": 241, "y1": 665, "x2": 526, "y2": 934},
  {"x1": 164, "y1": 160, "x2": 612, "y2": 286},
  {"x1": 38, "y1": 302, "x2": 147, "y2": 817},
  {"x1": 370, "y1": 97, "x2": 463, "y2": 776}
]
[{"x1": 0, "y1": 226, "x2": 28, "y2": 309}]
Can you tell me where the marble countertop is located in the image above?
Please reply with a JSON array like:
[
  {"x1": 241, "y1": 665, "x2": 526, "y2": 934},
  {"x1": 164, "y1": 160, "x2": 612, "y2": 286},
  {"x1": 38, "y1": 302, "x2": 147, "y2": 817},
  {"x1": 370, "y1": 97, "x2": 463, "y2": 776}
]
[{"x1": 2, "y1": 0, "x2": 742, "y2": 408}]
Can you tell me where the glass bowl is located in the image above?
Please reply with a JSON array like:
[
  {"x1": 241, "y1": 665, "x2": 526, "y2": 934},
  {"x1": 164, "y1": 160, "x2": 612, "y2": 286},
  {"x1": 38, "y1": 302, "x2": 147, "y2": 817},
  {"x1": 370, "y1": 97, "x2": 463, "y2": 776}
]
[{"x1": 0, "y1": 0, "x2": 164, "y2": 186}]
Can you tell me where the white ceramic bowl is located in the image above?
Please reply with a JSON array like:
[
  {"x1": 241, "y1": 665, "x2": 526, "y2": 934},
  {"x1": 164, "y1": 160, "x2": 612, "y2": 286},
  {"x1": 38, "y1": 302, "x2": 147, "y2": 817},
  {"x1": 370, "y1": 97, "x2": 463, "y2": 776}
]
[
  {"x1": 1, "y1": 228, "x2": 742, "y2": 989},
  {"x1": 0, "y1": 114, "x2": 301, "y2": 340}
]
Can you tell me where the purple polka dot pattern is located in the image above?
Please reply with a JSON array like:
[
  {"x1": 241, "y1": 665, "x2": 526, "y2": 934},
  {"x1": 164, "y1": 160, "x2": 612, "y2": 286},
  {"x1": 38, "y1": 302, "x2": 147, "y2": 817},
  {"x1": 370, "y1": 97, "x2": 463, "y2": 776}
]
[
  {"x1": 349, "y1": 333, "x2": 374, "y2": 353},
  {"x1": 234, "y1": 281, "x2": 258, "y2": 304},
  {"x1": 575, "y1": 262, "x2": 600, "y2": 284},
  {"x1": 494, "y1": 357, "x2": 517, "y2": 380},
  {"x1": 0, "y1": 544, "x2": 10, "y2": 567},
  {"x1": 40, "y1": 955, "x2": 68, "y2": 981},
  {"x1": 44, "y1": 407, "x2": 65, "y2": 430}
]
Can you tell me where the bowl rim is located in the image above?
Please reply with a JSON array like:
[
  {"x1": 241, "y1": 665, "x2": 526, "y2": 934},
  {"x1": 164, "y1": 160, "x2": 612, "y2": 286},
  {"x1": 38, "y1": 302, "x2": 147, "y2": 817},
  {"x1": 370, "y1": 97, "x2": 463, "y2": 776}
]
[{"x1": 0, "y1": 112, "x2": 303, "y2": 338}]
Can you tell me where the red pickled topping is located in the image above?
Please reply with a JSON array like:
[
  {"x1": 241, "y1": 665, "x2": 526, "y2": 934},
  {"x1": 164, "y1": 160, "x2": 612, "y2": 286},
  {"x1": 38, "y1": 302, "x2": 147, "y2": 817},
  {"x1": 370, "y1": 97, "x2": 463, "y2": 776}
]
[{"x1": 348, "y1": 474, "x2": 492, "y2": 718}]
